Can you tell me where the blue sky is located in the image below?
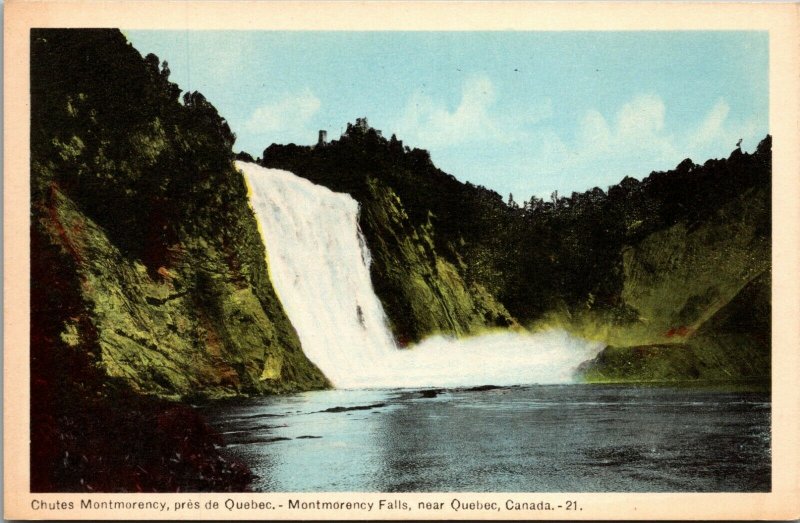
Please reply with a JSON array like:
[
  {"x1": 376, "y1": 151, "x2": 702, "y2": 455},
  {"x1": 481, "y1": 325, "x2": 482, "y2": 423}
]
[{"x1": 125, "y1": 31, "x2": 768, "y2": 199}]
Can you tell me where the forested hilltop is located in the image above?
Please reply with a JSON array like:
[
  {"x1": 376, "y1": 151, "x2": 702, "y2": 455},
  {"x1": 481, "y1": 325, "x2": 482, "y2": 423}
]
[
  {"x1": 261, "y1": 119, "x2": 771, "y2": 385},
  {"x1": 30, "y1": 28, "x2": 328, "y2": 491}
]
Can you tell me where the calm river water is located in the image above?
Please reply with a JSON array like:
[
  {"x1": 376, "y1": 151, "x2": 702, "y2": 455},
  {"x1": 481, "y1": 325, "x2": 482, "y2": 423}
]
[{"x1": 203, "y1": 385, "x2": 770, "y2": 492}]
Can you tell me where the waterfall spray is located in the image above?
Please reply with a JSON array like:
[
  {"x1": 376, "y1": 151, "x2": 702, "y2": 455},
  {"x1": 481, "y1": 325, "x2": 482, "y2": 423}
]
[{"x1": 239, "y1": 161, "x2": 602, "y2": 388}]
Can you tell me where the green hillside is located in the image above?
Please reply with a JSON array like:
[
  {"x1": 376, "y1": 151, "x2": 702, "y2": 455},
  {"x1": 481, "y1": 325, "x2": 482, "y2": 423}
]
[
  {"x1": 30, "y1": 28, "x2": 328, "y2": 491},
  {"x1": 580, "y1": 271, "x2": 770, "y2": 387},
  {"x1": 577, "y1": 191, "x2": 771, "y2": 385}
]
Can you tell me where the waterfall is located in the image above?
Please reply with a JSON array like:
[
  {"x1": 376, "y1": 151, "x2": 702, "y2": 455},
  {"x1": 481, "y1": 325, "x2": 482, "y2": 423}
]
[{"x1": 239, "y1": 161, "x2": 602, "y2": 389}]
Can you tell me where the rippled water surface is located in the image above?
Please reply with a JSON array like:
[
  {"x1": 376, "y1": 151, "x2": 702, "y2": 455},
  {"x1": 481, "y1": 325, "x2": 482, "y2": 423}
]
[{"x1": 203, "y1": 385, "x2": 770, "y2": 492}]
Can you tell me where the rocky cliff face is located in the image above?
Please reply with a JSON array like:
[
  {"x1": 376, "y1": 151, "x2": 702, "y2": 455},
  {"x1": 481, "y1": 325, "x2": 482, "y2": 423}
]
[
  {"x1": 577, "y1": 187, "x2": 771, "y2": 385},
  {"x1": 30, "y1": 29, "x2": 327, "y2": 491},
  {"x1": 579, "y1": 271, "x2": 770, "y2": 386},
  {"x1": 34, "y1": 183, "x2": 328, "y2": 398},
  {"x1": 31, "y1": 29, "x2": 328, "y2": 399},
  {"x1": 261, "y1": 125, "x2": 515, "y2": 345},
  {"x1": 357, "y1": 178, "x2": 515, "y2": 344},
  {"x1": 619, "y1": 186, "x2": 769, "y2": 343}
]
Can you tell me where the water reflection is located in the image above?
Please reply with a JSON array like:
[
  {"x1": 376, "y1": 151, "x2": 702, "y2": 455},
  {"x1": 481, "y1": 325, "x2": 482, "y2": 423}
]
[{"x1": 203, "y1": 385, "x2": 770, "y2": 492}]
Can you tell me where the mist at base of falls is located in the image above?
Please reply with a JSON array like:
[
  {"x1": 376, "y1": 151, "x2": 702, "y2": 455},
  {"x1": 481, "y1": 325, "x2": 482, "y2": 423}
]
[
  {"x1": 324, "y1": 329, "x2": 603, "y2": 389},
  {"x1": 239, "y1": 161, "x2": 603, "y2": 389}
]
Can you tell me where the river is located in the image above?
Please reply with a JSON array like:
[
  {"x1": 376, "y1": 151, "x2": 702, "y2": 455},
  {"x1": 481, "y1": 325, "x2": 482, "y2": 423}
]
[{"x1": 203, "y1": 384, "x2": 770, "y2": 492}]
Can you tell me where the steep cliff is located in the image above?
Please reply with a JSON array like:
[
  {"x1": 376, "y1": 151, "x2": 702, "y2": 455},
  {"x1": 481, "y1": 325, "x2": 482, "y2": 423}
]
[
  {"x1": 580, "y1": 271, "x2": 770, "y2": 386},
  {"x1": 577, "y1": 188, "x2": 771, "y2": 385},
  {"x1": 31, "y1": 28, "x2": 328, "y2": 398},
  {"x1": 618, "y1": 185, "x2": 769, "y2": 343},
  {"x1": 359, "y1": 178, "x2": 516, "y2": 344},
  {"x1": 33, "y1": 183, "x2": 328, "y2": 398},
  {"x1": 30, "y1": 28, "x2": 327, "y2": 491},
  {"x1": 568, "y1": 142, "x2": 771, "y2": 386},
  {"x1": 261, "y1": 123, "x2": 515, "y2": 345}
]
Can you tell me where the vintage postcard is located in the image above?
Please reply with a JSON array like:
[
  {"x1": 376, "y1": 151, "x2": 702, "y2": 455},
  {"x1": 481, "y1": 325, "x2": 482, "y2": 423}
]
[{"x1": 5, "y1": 1, "x2": 800, "y2": 520}]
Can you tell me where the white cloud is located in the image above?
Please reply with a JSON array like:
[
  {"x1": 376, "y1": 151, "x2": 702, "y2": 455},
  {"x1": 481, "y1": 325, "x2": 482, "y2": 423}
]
[
  {"x1": 395, "y1": 75, "x2": 544, "y2": 148},
  {"x1": 553, "y1": 93, "x2": 678, "y2": 180},
  {"x1": 244, "y1": 89, "x2": 321, "y2": 138},
  {"x1": 570, "y1": 94, "x2": 761, "y2": 176},
  {"x1": 691, "y1": 99, "x2": 730, "y2": 145},
  {"x1": 575, "y1": 94, "x2": 676, "y2": 162},
  {"x1": 579, "y1": 109, "x2": 611, "y2": 149},
  {"x1": 389, "y1": 87, "x2": 764, "y2": 202},
  {"x1": 488, "y1": 93, "x2": 764, "y2": 199},
  {"x1": 688, "y1": 98, "x2": 759, "y2": 152},
  {"x1": 616, "y1": 93, "x2": 666, "y2": 138}
]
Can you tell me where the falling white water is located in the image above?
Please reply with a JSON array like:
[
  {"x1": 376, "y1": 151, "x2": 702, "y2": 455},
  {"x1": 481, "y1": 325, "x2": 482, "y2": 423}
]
[{"x1": 239, "y1": 161, "x2": 603, "y2": 389}]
